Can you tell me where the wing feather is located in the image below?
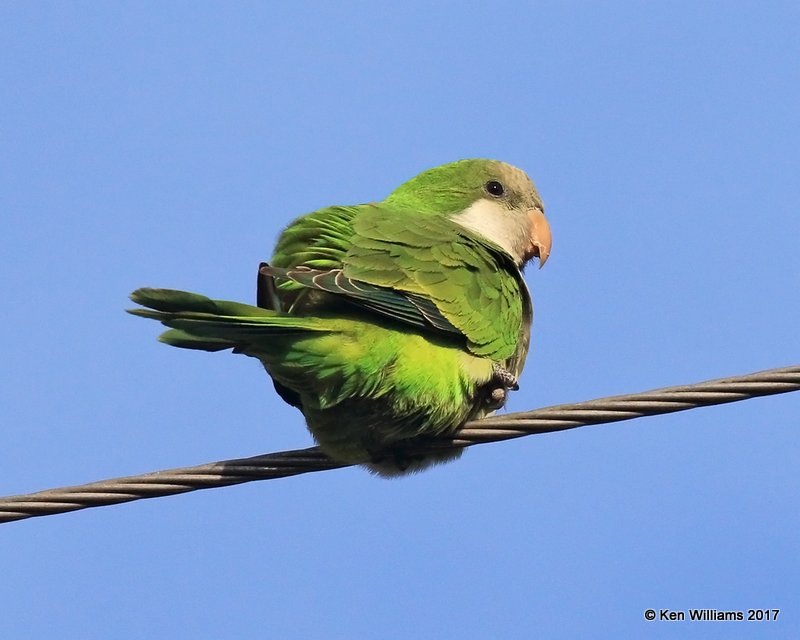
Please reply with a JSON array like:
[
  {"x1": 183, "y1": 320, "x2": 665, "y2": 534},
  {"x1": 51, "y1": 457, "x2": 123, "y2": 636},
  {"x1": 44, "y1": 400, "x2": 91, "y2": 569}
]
[{"x1": 268, "y1": 203, "x2": 530, "y2": 362}]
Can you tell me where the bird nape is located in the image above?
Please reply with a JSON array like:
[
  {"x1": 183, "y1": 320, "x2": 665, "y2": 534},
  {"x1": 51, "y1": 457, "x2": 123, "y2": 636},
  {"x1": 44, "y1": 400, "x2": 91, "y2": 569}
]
[{"x1": 129, "y1": 158, "x2": 551, "y2": 476}]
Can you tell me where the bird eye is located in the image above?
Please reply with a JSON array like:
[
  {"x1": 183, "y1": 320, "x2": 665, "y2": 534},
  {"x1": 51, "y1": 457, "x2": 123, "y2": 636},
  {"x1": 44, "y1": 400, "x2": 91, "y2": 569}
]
[{"x1": 485, "y1": 180, "x2": 505, "y2": 197}]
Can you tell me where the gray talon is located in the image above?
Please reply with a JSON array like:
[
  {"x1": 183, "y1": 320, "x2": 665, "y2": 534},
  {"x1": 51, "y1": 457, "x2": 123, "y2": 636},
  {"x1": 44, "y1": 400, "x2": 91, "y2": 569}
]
[
  {"x1": 489, "y1": 387, "x2": 507, "y2": 405},
  {"x1": 491, "y1": 364, "x2": 519, "y2": 391}
]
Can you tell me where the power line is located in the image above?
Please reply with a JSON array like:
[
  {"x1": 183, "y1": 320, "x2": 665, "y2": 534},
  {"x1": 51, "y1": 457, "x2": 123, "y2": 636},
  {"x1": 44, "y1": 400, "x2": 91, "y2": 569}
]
[{"x1": 1, "y1": 365, "x2": 798, "y2": 524}]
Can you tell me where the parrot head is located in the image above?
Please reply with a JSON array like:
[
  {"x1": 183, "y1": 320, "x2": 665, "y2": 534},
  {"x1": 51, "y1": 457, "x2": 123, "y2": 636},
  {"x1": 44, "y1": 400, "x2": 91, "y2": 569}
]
[{"x1": 385, "y1": 158, "x2": 551, "y2": 268}]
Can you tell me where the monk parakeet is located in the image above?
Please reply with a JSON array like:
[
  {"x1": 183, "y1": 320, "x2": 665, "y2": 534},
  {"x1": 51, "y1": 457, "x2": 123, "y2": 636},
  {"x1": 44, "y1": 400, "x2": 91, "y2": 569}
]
[{"x1": 129, "y1": 159, "x2": 551, "y2": 475}]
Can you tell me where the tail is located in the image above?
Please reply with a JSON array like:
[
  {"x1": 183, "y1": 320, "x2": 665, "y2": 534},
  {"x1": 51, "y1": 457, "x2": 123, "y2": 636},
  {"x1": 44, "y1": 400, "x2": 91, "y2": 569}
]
[{"x1": 128, "y1": 288, "x2": 330, "y2": 352}]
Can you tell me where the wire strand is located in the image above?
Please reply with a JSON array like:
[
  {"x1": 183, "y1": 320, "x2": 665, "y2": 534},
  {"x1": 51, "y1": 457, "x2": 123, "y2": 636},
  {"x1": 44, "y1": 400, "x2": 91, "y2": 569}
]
[{"x1": 1, "y1": 365, "x2": 798, "y2": 524}]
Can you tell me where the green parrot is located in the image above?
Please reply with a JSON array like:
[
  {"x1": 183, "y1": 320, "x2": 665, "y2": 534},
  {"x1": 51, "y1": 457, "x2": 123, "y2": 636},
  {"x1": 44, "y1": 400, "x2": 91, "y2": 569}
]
[{"x1": 129, "y1": 159, "x2": 551, "y2": 475}]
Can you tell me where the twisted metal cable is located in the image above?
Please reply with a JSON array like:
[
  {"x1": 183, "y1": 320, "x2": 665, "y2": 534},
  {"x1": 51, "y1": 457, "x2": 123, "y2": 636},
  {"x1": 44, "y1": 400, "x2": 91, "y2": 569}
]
[{"x1": 1, "y1": 365, "x2": 798, "y2": 524}]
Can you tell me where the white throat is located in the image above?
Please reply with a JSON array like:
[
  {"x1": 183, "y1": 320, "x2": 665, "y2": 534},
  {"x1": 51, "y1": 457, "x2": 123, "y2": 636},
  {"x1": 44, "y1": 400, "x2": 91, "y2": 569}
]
[{"x1": 451, "y1": 198, "x2": 528, "y2": 264}]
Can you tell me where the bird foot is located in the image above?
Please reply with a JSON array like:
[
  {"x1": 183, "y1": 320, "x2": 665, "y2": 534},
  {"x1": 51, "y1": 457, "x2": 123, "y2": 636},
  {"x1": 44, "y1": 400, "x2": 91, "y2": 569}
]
[
  {"x1": 491, "y1": 364, "x2": 519, "y2": 391},
  {"x1": 481, "y1": 365, "x2": 520, "y2": 410}
]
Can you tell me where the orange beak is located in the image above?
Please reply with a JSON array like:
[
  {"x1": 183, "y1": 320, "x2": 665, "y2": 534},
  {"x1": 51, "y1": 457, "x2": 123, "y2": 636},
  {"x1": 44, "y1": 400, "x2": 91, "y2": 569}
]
[{"x1": 526, "y1": 208, "x2": 552, "y2": 268}]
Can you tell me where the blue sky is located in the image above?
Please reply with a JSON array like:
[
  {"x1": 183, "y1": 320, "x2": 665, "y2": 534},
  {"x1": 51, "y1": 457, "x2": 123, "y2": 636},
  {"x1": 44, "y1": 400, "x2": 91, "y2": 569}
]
[{"x1": 1, "y1": 2, "x2": 798, "y2": 638}]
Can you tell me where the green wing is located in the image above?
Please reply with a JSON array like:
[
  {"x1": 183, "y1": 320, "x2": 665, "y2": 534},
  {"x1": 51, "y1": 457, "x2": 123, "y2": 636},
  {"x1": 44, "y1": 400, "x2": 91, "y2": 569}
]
[
  {"x1": 272, "y1": 205, "x2": 358, "y2": 270},
  {"x1": 270, "y1": 204, "x2": 529, "y2": 362},
  {"x1": 260, "y1": 264, "x2": 462, "y2": 334}
]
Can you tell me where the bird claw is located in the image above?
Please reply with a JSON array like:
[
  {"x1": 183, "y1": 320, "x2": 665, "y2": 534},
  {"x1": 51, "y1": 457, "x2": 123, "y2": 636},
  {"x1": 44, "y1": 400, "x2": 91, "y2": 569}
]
[
  {"x1": 491, "y1": 364, "x2": 519, "y2": 391},
  {"x1": 481, "y1": 365, "x2": 520, "y2": 410}
]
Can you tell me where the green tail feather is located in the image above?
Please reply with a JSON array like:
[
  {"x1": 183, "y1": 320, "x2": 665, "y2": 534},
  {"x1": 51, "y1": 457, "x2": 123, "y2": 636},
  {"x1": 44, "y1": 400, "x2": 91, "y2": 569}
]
[
  {"x1": 130, "y1": 288, "x2": 272, "y2": 317},
  {"x1": 128, "y1": 288, "x2": 332, "y2": 352},
  {"x1": 157, "y1": 329, "x2": 234, "y2": 352}
]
